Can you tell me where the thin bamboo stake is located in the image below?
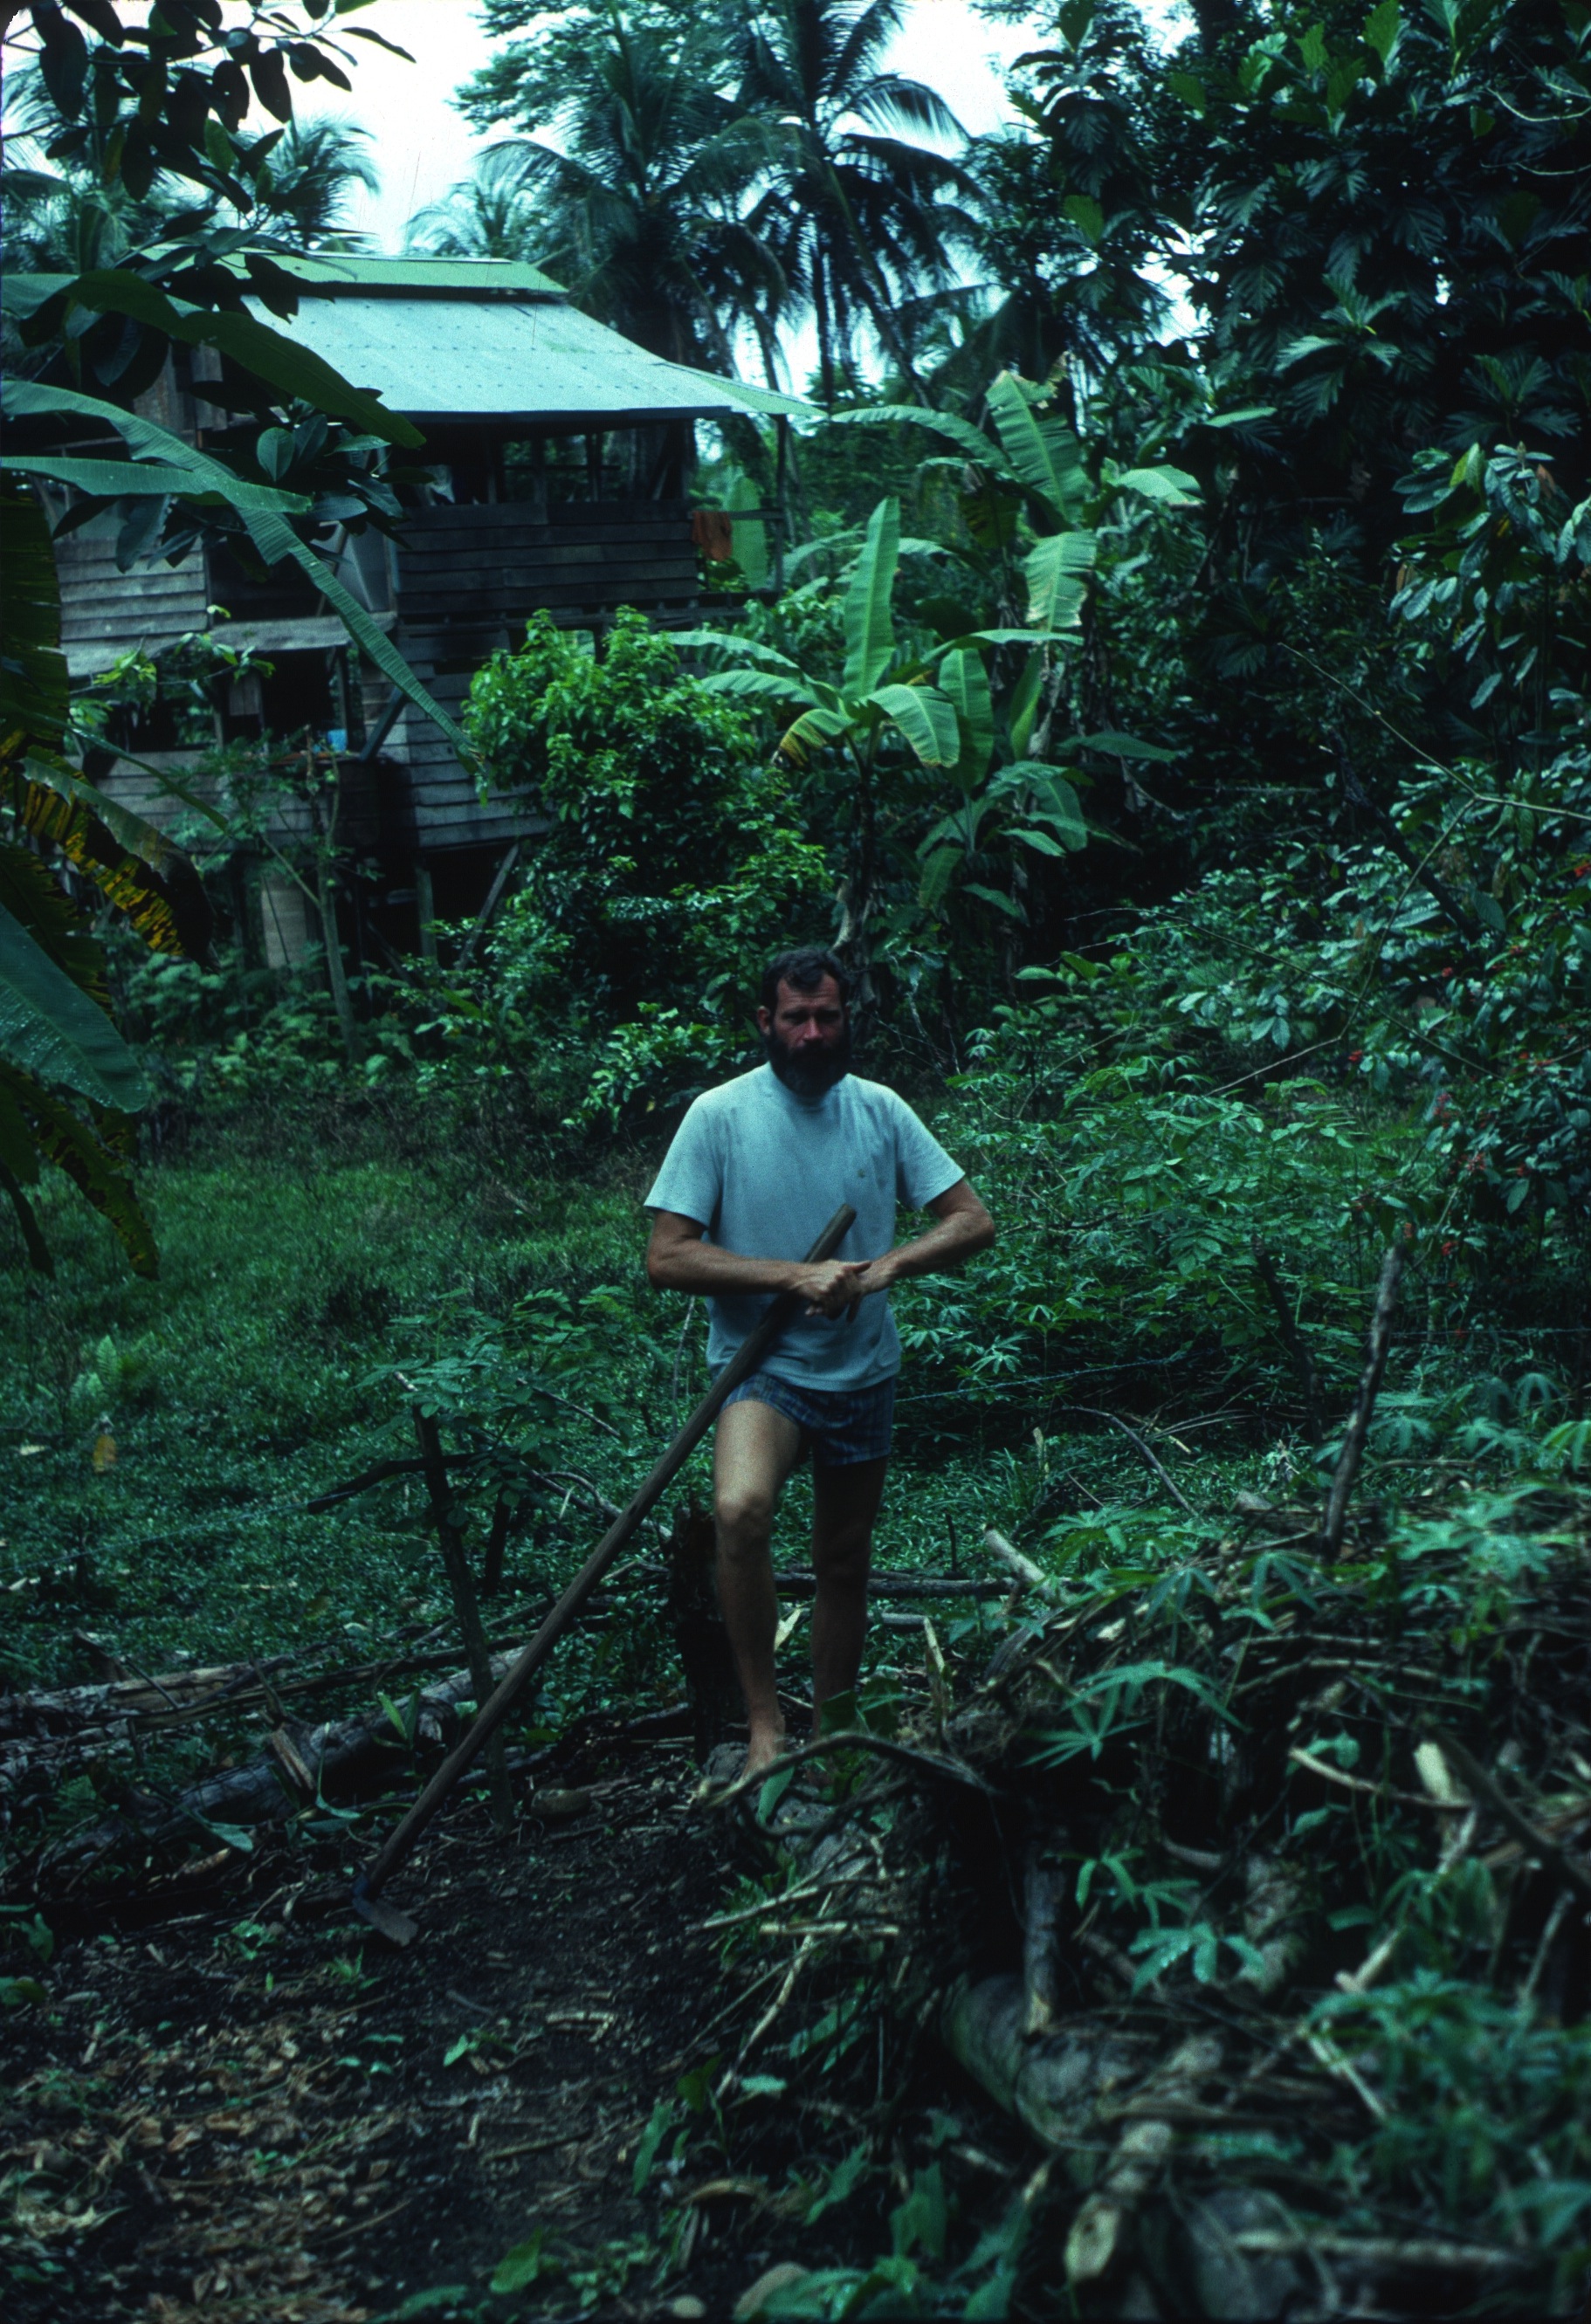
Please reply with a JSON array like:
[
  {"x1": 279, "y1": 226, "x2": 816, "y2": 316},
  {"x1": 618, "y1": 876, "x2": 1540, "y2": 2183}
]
[
  {"x1": 1321, "y1": 1244, "x2": 1404, "y2": 1558},
  {"x1": 413, "y1": 1406, "x2": 513, "y2": 1833}
]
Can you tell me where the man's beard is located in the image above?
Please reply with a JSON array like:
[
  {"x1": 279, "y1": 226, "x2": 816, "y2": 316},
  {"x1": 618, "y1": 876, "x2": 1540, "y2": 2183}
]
[{"x1": 766, "y1": 1022, "x2": 851, "y2": 1101}]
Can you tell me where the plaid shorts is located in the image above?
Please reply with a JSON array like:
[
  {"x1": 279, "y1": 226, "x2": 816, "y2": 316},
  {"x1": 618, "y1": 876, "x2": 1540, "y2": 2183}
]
[{"x1": 719, "y1": 1371, "x2": 897, "y2": 1468}]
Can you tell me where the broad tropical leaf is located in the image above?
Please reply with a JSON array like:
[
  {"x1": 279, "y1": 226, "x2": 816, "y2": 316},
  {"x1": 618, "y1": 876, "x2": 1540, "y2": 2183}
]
[
  {"x1": 1024, "y1": 533, "x2": 1097, "y2": 629},
  {"x1": 670, "y1": 630, "x2": 807, "y2": 676},
  {"x1": 0, "y1": 482, "x2": 69, "y2": 753},
  {"x1": 938, "y1": 650, "x2": 995, "y2": 789},
  {"x1": 3, "y1": 454, "x2": 312, "y2": 515},
  {"x1": 1115, "y1": 465, "x2": 1202, "y2": 509},
  {"x1": 701, "y1": 669, "x2": 825, "y2": 709},
  {"x1": 1022, "y1": 772, "x2": 1089, "y2": 849},
  {"x1": 825, "y1": 403, "x2": 1016, "y2": 477},
  {"x1": 918, "y1": 844, "x2": 961, "y2": 911},
  {"x1": 843, "y1": 498, "x2": 902, "y2": 699},
  {"x1": 0, "y1": 897, "x2": 150, "y2": 1113},
  {"x1": 779, "y1": 704, "x2": 852, "y2": 763},
  {"x1": 0, "y1": 842, "x2": 112, "y2": 1010},
  {"x1": 987, "y1": 374, "x2": 1088, "y2": 523},
  {"x1": 0, "y1": 1065, "x2": 156, "y2": 1279},
  {"x1": 21, "y1": 753, "x2": 214, "y2": 961},
  {"x1": 1073, "y1": 731, "x2": 1179, "y2": 761},
  {"x1": 869, "y1": 684, "x2": 961, "y2": 767}
]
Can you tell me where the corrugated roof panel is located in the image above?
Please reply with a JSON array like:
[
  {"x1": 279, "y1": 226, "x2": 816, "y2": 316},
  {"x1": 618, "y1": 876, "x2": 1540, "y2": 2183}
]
[
  {"x1": 239, "y1": 292, "x2": 809, "y2": 425},
  {"x1": 247, "y1": 255, "x2": 568, "y2": 298}
]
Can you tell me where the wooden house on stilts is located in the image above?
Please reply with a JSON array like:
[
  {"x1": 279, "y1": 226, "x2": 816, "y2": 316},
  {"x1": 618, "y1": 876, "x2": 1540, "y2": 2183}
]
[{"x1": 28, "y1": 256, "x2": 801, "y2": 966}]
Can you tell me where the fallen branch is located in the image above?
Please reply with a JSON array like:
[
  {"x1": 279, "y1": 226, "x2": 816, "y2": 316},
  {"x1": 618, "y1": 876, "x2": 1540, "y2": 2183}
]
[
  {"x1": 1432, "y1": 1729, "x2": 1591, "y2": 1906},
  {"x1": 1055, "y1": 1407, "x2": 1197, "y2": 1516},
  {"x1": 1232, "y1": 2230, "x2": 1527, "y2": 2275},
  {"x1": 1022, "y1": 1848, "x2": 1066, "y2": 2037},
  {"x1": 983, "y1": 1530, "x2": 1060, "y2": 1605},
  {"x1": 41, "y1": 1649, "x2": 519, "y2": 1870},
  {"x1": 1064, "y1": 2032, "x2": 1225, "y2": 2285}
]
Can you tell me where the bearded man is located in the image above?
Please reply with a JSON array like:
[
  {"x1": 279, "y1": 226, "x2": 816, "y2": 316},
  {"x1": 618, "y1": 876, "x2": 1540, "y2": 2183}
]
[{"x1": 644, "y1": 945, "x2": 995, "y2": 1774}]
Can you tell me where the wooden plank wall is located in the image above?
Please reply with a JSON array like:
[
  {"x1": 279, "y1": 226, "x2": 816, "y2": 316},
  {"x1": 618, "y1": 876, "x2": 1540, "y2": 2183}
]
[
  {"x1": 366, "y1": 664, "x2": 528, "y2": 854},
  {"x1": 396, "y1": 497, "x2": 699, "y2": 635},
  {"x1": 56, "y1": 519, "x2": 211, "y2": 675}
]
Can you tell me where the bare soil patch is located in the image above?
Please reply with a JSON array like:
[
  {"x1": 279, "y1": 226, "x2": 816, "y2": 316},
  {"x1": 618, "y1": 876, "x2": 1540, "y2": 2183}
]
[{"x1": 3, "y1": 1736, "x2": 900, "y2": 2322}]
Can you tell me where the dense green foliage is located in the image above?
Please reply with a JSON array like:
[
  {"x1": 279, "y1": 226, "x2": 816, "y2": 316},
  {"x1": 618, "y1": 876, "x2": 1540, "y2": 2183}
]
[{"x1": 6, "y1": 3, "x2": 1591, "y2": 2312}]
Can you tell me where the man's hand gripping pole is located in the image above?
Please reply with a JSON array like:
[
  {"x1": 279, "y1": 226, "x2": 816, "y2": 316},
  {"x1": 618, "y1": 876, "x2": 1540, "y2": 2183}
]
[{"x1": 352, "y1": 1202, "x2": 858, "y2": 1943}]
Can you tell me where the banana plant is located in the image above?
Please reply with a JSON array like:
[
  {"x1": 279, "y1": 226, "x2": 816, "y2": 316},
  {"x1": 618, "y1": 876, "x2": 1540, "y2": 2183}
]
[
  {"x1": 678, "y1": 498, "x2": 963, "y2": 973},
  {"x1": 830, "y1": 371, "x2": 1199, "y2": 763},
  {"x1": 920, "y1": 643, "x2": 1088, "y2": 932},
  {"x1": 0, "y1": 478, "x2": 220, "y2": 1277},
  {"x1": 679, "y1": 493, "x2": 1091, "y2": 970}
]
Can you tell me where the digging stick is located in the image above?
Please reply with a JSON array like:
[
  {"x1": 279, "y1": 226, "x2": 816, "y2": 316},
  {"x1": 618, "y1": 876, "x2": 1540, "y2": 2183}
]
[
  {"x1": 1321, "y1": 1243, "x2": 1404, "y2": 1559},
  {"x1": 353, "y1": 1201, "x2": 857, "y2": 1939}
]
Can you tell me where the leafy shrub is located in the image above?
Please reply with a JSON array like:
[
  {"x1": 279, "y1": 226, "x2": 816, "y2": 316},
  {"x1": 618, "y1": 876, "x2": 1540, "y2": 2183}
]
[{"x1": 460, "y1": 609, "x2": 831, "y2": 1120}]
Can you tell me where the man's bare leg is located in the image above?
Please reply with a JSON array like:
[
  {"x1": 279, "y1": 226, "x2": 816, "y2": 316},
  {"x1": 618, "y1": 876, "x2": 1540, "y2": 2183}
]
[
  {"x1": 810, "y1": 1456, "x2": 888, "y2": 1728},
  {"x1": 713, "y1": 1398, "x2": 803, "y2": 1774}
]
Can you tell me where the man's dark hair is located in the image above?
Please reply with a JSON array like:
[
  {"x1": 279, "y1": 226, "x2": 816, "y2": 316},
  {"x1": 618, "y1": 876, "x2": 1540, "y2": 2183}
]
[{"x1": 761, "y1": 945, "x2": 850, "y2": 1014}]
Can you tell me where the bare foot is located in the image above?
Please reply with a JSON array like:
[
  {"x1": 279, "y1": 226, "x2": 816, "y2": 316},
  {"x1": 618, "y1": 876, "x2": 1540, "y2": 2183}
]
[{"x1": 745, "y1": 1725, "x2": 787, "y2": 1777}]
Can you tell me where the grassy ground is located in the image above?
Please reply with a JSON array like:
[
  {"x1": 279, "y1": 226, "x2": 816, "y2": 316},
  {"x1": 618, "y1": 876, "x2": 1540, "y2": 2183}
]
[
  {"x1": 0, "y1": 1125, "x2": 656, "y2": 1692},
  {"x1": 0, "y1": 1110, "x2": 1126, "y2": 1720}
]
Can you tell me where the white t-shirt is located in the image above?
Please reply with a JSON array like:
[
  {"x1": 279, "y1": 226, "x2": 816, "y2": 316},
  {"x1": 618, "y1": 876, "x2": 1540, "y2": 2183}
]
[{"x1": 644, "y1": 1062, "x2": 963, "y2": 1389}]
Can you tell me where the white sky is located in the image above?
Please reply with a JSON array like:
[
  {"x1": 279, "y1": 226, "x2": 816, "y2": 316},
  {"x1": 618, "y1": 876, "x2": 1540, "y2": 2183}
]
[{"x1": 306, "y1": 1, "x2": 1039, "y2": 252}]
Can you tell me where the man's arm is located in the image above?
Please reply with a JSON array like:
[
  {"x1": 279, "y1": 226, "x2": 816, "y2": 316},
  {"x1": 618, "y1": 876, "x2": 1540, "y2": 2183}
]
[
  {"x1": 645, "y1": 1211, "x2": 868, "y2": 1318},
  {"x1": 847, "y1": 1177, "x2": 995, "y2": 1297}
]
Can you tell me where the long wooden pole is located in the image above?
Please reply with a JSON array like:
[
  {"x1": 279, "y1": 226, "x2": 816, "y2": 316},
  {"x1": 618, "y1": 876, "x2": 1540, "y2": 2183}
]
[{"x1": 355, "y1": 1202, "x2": 857, "y2": 1930}]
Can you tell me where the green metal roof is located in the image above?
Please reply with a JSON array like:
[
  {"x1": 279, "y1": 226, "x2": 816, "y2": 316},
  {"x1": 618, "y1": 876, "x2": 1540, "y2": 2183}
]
[
  {"x1": 4, "y1": 257, "x2": 812, "y2": 427},
  {"x1": 238, "y1": 268, "x2": 812, "y2": 429}
]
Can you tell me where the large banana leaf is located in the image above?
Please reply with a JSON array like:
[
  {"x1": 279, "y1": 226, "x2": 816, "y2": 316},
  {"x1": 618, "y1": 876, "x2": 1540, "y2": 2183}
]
[
  {"x1": 868, "y1": 684, "x2": 961, "y2": 767},
  {"x1": 0, "y1": 1064, "x2": 155, "y2": 1279},
  {"x1": 671, "y1": 630, "x2": 807, "y2": 676},
  {"x1": 0, "y1": 482, "x2": 69, "y2": 753},
  {"x1": 701, "y1": 668, "x2": 826, "y2": 710},
  {"x1": 1023, "y1": 532, "x2": 1098, "y2": 629},
  {"x1": 843, "y1": 498, "x2": 902, "y2": 699},
  {"x1": 5, "y1": 380, "x2": 473, "y2": 771},
  {"x1": 823, "y1": 402, "x2": 1016, "y2": 478},
  {"x1": 937, "y1": 650, "x2": 995, "y2": 789},
  {"x1": 1115, "y1": 465, "x2": 1202, "y2": 509},
  {"x1": 780, "y1": 704, "x2": 853, "y2": 763},
  {"x1": 0, "y1": 897, "x2": 150, "y2": 1113},
  {"x1": 1013, "y1": 769, "x2": 1087, "y2": 852},
  {"x1": 3, "y1": 453, "x2": 312, "y2": 515},
  {"x1": 0, "y1": 841, "x2": 112, "y2": 1012},
  {"x1": 41, "y1": 271, "x2": 423, "y2": 449},
  {"x1": 986, "y1": 375, "x2": 1089, "y2": 526},
  {"x1": 22, "y1": 753, "x2": 214, "y2": 961}
]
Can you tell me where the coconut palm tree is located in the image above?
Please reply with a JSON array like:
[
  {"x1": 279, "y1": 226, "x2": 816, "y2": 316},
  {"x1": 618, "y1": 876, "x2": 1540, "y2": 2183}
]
[
  {"x1": 734, "y1": 0, "x2": 975, "y2": 403},
  {"x1": 406, "y1": 148, "x2": 547, "y2": 263},
  {"x1": 451, "y1": 13, "x2": 783, "y2": 376},
  {"x1": 241, "y1": 117, "x2": 380, "y2": 251}
]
